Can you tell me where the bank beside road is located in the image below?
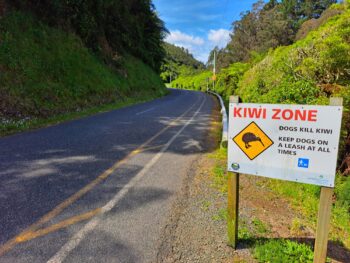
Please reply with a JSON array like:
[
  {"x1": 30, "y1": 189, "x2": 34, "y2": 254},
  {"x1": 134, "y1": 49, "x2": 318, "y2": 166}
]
[
  {"x1": 0, "y1": 89, "x2": 214, "y2": 262},
  {"x1": 158, "y1": 97, "x2": 350, "y2": 263}
]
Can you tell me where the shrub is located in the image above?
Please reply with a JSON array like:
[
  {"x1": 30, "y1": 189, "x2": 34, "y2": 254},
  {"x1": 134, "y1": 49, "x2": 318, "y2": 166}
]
[
  {"x1": 254, "y1": 239, "x2": 314, "y2": 263},
  {"x1": 335, "y1": 175, "x2": 350, "y2": 208},
  {"x1": 0, "y1": 11, "x2": 165, "y2": 118}
]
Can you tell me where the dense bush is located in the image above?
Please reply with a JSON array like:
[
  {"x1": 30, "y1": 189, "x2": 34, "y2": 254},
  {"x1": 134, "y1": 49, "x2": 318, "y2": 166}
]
[
  {"x1": 215, "y1": 63, "x2": 250, "y2": 101},
  {"x1": 238, "y1": 17, "x2": 350, "y2": 103},
  {"x1": 8, "y1": 0, "x2": 166, "y2": 72},
  {"x1": 210, "y1": 0, "x2": 336, "y2": 67},
  {"x1": 238, "y1": 4, "x2": 350, "y2": 247},
  {"x1": 170, "y1": 3, "x2": 350, "y2": 247},
  {"x1": 171, "y1": 62, "x2": 250, "y2": 98},
  {"x1": 0, "y1": 11, "x2": 165, "y2": 118},
  {"x1": 296, "y1": 4, "x2": 344, "y2": 40},
  {"x1": 237, "y1": 4, "x2": 350, "y2": 157},
  {"x1": 335, "y1": 176, "x2": 350, "y2": 208},
  {"x1": 160, "y1": 43, "x2": 204, "y2": 83},
  {"x1": 171, "y1": 69, "x2": 212, "y2": 91}
]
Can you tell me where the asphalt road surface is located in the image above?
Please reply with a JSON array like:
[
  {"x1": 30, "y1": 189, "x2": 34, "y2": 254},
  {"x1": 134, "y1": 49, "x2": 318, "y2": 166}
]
[{"x1": 0, "y1": 89, "x2": 214, "y2": 263}]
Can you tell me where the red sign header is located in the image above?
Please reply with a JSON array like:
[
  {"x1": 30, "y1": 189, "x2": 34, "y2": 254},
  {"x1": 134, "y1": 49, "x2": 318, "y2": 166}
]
[{"x1": 233, "y1": 107, "x2": 318, "y2": 122}]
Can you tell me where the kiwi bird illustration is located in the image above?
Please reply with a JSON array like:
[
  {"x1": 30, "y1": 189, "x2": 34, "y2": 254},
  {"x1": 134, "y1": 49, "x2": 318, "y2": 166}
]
[{"x1": 242, "y1": 132, "x2": 264, "y2": 149}]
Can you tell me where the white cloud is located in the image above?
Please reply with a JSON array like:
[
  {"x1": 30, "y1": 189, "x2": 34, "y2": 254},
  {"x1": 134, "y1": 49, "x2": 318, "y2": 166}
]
[
  {"x1": 208, "y1": 29, "x2": 231, "y2": 48},
  {"x1": 165, "y1": 30, "x2": 205, "y2": 46},
  {"x1": 165, "y1": 30, "x2": 208, "y2": 63},
  {"x1": 164, "y1": 29, "x2": 231, "y2": 64}
]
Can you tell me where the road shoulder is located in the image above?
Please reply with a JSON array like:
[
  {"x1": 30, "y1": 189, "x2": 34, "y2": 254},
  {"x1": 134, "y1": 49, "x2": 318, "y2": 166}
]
[{"x1": 156, "y1": 95, "x2": 350, "y2": 263}]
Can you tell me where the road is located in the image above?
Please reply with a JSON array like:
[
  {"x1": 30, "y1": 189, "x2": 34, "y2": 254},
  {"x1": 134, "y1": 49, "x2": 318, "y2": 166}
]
[{"x1": 0, "y1": 89, "x2": 214, "y2": 262}]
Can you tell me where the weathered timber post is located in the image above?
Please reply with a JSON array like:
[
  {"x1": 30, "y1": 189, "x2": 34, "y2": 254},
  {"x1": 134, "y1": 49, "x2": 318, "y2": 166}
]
[
  {"x1": 227, "y1": 95, "x2": 240, "y2": 248},
  {"x1": 313, "y1": 97, "x2": 343, "y2": 263}
]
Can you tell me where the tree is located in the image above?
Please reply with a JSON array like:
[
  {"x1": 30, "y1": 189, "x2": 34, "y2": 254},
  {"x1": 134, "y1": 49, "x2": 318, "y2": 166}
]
[
  {"x1": 228, "y1": 5, "x2": 260, "y2": 62},
  {"x1": 226, "y1": 0, "x2": 293, "y2": 62},
  {"x1": 280, "y1": 0, "x2": 337, "y2": 31},
  {"x1": 264, "y1": 0, "x2": 279, "y2": 10},
  {"x1": 9, "y1": 0, "x2": 167, "y2": 72},
  {"x1": 220, "y1": 0, "x2": 336, "y2": 63},
  {"x1": 256, "y1": 5, "x2": 294, "y2": 52},
  {"x1": 160, "y1": 42, "x2": 204, "y2": 82},
  {"x1": 302, "y1": 0, "x2": 337, "y2": 19}
]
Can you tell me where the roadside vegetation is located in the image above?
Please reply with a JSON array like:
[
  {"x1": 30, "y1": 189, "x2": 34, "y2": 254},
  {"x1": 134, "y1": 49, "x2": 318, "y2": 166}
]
[
  {"x1": 208, "y1": 146, "x2": 329, "y2": 262},
  {"x1": 165, "y1": 0, "x2": 350, "y2": 260},
  {"x1": 160, "y1": 42, "x2": 205, "y2": 83},
  {"x1": 0, "y1": 1, "x2": 167, "y2": 136},
  {"x1": 254, "y1": 239, "x2": 315, "y2": 263},
  {"x1": 208, "y1": 144, "x2": 350, "y2": 262}
]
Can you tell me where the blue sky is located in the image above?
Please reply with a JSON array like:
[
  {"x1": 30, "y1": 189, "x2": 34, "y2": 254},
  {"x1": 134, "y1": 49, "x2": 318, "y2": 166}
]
[{"x1": 153, "y1": 0, "x2": 259, "y2": 63}]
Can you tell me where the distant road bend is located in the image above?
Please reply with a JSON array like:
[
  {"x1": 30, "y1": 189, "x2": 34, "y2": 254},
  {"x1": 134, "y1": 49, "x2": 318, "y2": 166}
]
[{"x1": 0, "y1": 89, "x2": 214, "y2": 262}]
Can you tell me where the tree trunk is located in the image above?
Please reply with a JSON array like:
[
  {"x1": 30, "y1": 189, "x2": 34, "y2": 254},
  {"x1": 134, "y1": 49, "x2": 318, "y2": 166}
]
[{"x1": 0, "y1": 0, "x2": 8, "y2": 18}]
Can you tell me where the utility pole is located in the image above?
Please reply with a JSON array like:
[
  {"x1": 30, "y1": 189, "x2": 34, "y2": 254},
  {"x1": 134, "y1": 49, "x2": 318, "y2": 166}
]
[
  {"x1": 213, "y1": 50, "x2": 216, "y2": 76},
  {"x1": 213, "y1": 50, "x2": 216, "y2": 91},
  {"x1": 207, "y1": 77, "x2": 209, "y2": 92}
]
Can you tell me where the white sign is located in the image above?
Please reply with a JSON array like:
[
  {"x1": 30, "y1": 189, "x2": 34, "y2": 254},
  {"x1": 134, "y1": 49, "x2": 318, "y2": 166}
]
[{"x1": 227, "y1": 103, "x2": 343, "y2": 187}]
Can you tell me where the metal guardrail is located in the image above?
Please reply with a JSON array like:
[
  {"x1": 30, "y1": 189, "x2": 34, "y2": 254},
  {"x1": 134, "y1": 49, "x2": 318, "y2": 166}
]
[{"x1": 207, "y1": 91, "x2": 228, "y2": 147}]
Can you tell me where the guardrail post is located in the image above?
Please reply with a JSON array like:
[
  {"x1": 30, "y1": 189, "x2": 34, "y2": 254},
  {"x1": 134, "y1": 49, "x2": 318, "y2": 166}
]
[{"x1": 206, "y1": 91, "x2": 228, "y2": 148}]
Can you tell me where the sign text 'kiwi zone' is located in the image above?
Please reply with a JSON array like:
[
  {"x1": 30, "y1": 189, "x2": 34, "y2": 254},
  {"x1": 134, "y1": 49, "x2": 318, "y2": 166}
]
[{"x1": 227, "y1": 103, "x2": 343, "y2": 187}]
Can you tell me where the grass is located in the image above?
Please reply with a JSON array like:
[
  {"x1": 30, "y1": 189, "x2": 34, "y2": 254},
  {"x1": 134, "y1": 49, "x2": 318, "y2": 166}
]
[
  {"x1": 201, "y1": 200, "x2": 211, "y2": 211},
  {"x1": 266, "y1": 178, "x2": 350, "y2": 248},
  {"x1": 253, "y1": 239, "x2": 315, "y2": 263},
  {"x1": 211, "y1": 164, "x2": 227, "y2": 193},
  {"x1": 252, "y1": 218, "x2": 269, "y2": 235},
  {"x1": 0, "y1": 92, "x2": 165, "y2": 137},
  {"x1": 212, "y1": 208, "x2": 228, "y2": 221},
  {"x1": 238, "y1": 216, "x2": 316, "y2": 263},
  {"x1": 0, "y1": 11, "x2": 167, "y2": 136},
  {"x1": 208, "y1": 144, "x2": 349, "y2": 249},
  {"x1": 173, "y1": 5, "x2": 350, "y2": 251},
  {"x1": 238, "y1": 225, "x2": 253, "y2": 240},
  {"x1": 207, "y1": 145, "x2": 348, "y2": 261},
  {"x1": 290, "y1": 218, "x2": 305, "y2": 236},
  {"x1": 236, "y1": 206, "x2": 317, "y2": 263}
]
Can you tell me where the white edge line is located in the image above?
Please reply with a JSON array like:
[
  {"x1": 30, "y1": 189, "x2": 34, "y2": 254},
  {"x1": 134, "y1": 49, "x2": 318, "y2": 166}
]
[
  {"x1": 136, "y1": 107, "x2": 156, "y2": 116},
  {"x1": 47, "y1": 95, "x2": 207, "y2": 263}
]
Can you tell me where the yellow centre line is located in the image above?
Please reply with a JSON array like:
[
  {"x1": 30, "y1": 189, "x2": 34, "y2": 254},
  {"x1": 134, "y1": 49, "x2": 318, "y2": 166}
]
[
  {"x1": 0, "y1": 96, "x2": 200, "y2": 257},
  {"x1": 15, "y1": 208, "x2": 102, "y2": 243},
  {"x1": 11, "y1": 145, "x2": 166, "y2": 244}
]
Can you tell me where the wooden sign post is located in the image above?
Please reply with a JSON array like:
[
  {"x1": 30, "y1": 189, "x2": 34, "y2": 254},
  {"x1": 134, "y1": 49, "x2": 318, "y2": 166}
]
[
  {"x1": 227, "y1": 96, "x2": 240, "y2": 248},
  {"x1": 227, "y1": 172, "x2": 239, "y2": 248},
  {"x1": 313, "y1": 97, "x2": 343, "y2": 263},
  {"x1": 227, "y1": 96, "x2": 343, "y2": 259},
  {"x1": 314, "y1": 187, "x2": 334, "y2": 262}
]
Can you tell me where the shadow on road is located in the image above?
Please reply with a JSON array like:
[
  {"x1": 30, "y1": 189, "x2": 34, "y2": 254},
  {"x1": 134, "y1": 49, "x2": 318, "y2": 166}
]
[{"x1": 0, "y1": 90, "x2": 218, "y2": 253}]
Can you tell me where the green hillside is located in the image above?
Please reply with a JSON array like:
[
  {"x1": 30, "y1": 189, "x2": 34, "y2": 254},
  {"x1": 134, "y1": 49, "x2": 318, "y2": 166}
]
[
  {"x1": 238, "y1": 8, "x2": 350, "y2": 105},
  {"x1": 0, "y1": 2, "x2": 167, "y2": 135},
  {"x1": 160, "y1": 42, "x2": 204, "y2": 83},
  {"x1": 237, "y1": 3, "x2": 350, "y2": 247},
  {"x1": 171, "y1": 2, "x2": 350, "y2": 249},
  {"x1": 237, "y1": 3, "x2": 349, "y2": 152}
]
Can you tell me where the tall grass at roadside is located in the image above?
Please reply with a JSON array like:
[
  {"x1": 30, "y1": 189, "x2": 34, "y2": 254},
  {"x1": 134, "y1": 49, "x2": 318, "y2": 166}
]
[
  {"x1": 265, "y1": 177, "x2": 350, "y2": 248},
  {"x1": 0, "y1": 11, "x2": 166, "y2": 135}
]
